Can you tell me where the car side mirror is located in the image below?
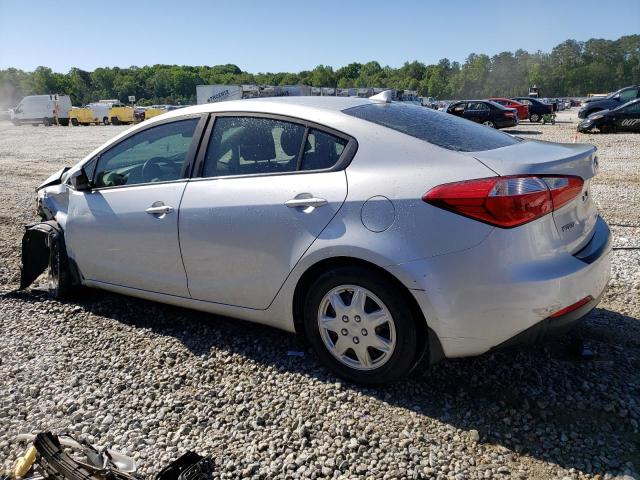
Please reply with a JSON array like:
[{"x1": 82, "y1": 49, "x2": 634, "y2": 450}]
[
  {"x1": 613, "y1": 94, "x2": 620, "y2": 100},
  {"x1": 69, "y1": 168, "x2": 91, "y2": 191}
]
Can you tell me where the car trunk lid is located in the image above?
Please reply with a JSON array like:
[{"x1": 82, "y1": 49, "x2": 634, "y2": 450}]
[{"x1": 469, "y1": 140, "x2": 599, "y2": 253}]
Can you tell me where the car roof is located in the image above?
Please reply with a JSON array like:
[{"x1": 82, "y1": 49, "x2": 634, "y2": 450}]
[
  {"x1": 164, "y1": 96, "x2": 371, "y2": 116},
  {"x1": 113, "y1": 96, "x2": 378, "y2": 140}
]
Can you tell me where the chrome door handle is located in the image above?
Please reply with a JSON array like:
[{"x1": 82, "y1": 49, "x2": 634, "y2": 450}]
[
  {"x1": 145, "y1": 205, "x2": 174, "y2": 215},
  {"x1": 285, "y1": 197, "x2": 328, "y2": 208}
]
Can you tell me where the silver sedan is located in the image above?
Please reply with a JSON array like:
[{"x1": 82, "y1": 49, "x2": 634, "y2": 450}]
[{"x1": 23, "y1": 94, "x2": 611, "y2": 384}]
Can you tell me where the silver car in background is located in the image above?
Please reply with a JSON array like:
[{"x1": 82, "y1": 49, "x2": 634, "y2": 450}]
[{"x1": 23, "y1": 95, "x2": 611, "y2": 384}]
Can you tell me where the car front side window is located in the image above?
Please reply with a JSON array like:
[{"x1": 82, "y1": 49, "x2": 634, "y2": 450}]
[
  {"x1": 93, "y1": 118, "x2": 199, "y2": 188},
  {"x1": 619, "y1": 88, "x2": 638, "y2": 102},
  {"x1": 622, "y1": 102, "x2": 640, "y2": 114}
]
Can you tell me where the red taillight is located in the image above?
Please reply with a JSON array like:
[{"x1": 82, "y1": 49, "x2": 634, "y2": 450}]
[
  {"x1": 504, "y1": 112, "x2": 515, "y2": 117},
  {"x1": 549, "y1": 296, "x2": 593, "y2": 318},
  {"x1": 423, "y1": 175, "x2": 584, "y2": 228}
]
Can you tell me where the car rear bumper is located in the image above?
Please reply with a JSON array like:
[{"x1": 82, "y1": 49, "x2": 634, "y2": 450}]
[
  {"x1": 492, "y1": 289, "x2": 602, "y2": 350},
  {"x1": 386, "y1": 216, "x2": 612, "y2": 358},
  {"x1": 496, "y1": 118, "x2": 518, "y2": 128}
]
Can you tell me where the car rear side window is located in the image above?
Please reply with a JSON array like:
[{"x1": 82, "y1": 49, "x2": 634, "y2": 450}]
[
  {"x1": 203, "y1": 117, "x2": 305, "y2": 177},
  {"x1": 201, "y1": 116, "x2": 352, "y2": 177},
  {"x1": 300, "y1": 129, "x2": 348, "y2": 171},
  {"x1": 343, "y1": 102, "x2": 519, "y2": 152}
]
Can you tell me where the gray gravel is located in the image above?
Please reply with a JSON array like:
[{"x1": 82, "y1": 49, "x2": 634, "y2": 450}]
[{"x1": 1, "y1": 114, "x2": 639, "y2": 479}]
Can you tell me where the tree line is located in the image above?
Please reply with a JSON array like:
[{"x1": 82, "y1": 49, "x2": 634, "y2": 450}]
[{"x1": 1, "y1": 35, "x2": 638, "y2": 108}]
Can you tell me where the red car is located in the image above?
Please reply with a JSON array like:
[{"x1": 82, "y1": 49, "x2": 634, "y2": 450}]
[{"x1": 488, "y1": 98, "x2": 528, "y2": 121}]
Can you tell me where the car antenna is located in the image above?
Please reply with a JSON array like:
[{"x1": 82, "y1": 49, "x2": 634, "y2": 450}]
[{"x1": 369, "y1": 90, "x2": 393, "y2": 103}]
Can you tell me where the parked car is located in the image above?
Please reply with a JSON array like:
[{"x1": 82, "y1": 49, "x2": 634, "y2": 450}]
[
  {"x1": 446, "y1": 100, "x2": 517, "y2": 129},
  {"x1": 577, "y1": 99, "x2": 640, "y2": 133},
  {"x1": 512, "y1": 97, "x2": 554, "y2": 122},
  {"x1": 10, "y1": 94, "x2": 72, "y2": 126},
  {"x1": 22, "y1": 95, "x2": 611, "y2": 385},
  {"x1": 488, "y1": 98, "x2": 529, "y2": 120},
  {"x1": 578, "y1": 86, "x2": 640, "y2": 119}
]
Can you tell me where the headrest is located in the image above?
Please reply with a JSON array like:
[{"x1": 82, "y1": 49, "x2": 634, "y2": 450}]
[
  {"x1": 238, "y1": 126, "x2": 275, "y2": 161},
  {"x1": 280, "y1": 127, "x2": 303, "y2": 157}
]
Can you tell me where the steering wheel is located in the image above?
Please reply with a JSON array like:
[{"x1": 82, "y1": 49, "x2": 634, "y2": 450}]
[{"x1": 141, "y1": 156, "x2": 167, "y2": 182}]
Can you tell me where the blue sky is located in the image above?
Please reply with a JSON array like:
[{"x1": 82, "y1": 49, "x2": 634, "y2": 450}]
[{"x1": 0, "y1": 0, "x2": 638, "y2": 73}]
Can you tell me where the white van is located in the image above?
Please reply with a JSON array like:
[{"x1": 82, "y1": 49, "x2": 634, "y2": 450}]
[{"x1": 11, "y1": 95, "x2": 72, "y2": 126}]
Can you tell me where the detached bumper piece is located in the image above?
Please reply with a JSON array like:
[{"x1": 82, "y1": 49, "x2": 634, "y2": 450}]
[
  {"x1": 20, "y1": 221, "x2": 62, "y2": 290},
  {"x1": 32, "y1": 432, "x2": 139, "y2": 480}
]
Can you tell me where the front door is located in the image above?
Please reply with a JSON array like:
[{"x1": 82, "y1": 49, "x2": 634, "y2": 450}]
[
  {"x1": 179, "y1": 115, "x2": 351, "y2": 309},
  {"x1": 66, "y1": 116, "x2": 203, "y2": 297},
  {"x1": 614, "y1": 102, "x2": 640, "y2": 132}
]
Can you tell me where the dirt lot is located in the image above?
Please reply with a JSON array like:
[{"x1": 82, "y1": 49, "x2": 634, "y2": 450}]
[{"x1": 0, "y1": 111, "x2": 639, "y2": 479}]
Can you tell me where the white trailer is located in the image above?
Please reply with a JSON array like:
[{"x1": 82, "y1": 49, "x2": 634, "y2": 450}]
[
  {"x1": 88, "y1": 103, "x2": 111, "y2": 123},
  {"x1": 281, "y1": 85, "x2": 311, "y2": 96},
  {"x1": 11, "y1": 94, "x2": 72, "y2": 126},
  {"x1": 196, "y1": 85, "x2": 243, "y2": 104}
]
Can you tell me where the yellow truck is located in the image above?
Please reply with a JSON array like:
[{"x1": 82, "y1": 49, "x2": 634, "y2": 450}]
[
  {"x1": 108, "y1": 104, "x2": 137, "y2": 125},
  {"x1": 144, "y1": 106, "x2": 168, "y2": 121}
]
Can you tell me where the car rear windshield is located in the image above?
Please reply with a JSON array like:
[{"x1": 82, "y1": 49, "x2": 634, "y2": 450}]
[{"x1": 343, "y1": 102, "x2": 520, "y2": 152}]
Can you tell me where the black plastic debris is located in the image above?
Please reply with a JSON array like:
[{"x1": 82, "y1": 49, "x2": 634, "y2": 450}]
[{"x1": 155, "y1": 452, "x2": 203, "y2": 480}]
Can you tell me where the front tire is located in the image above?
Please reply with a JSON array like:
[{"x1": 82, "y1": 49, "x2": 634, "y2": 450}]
[
  {"x1": 103, "y1": 117, "x2": 109, "y2": 125},
  {"x1": 111, "y1": 116, "x2": 120, "y2": 125},
  {"x1": 47, "y1": 232, "x2": 73, "y2": 299},
  {"x1": 482, "y1": 120, "x2": 496, "y2": 128},
  {"x1": 71, "y1": 118, "x2": 79, "y2": 126},
  {"x1": 303, "y1": 266, "x2": 418, "y2": 385}
]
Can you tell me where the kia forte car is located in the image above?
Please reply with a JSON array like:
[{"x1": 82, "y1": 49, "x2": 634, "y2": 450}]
[{"x1": 22, "y1": 94, "x2": 611, "y2": 385}]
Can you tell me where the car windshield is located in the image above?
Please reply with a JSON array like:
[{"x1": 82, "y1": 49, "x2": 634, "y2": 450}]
[{"x1": 343, "y1": 102, "x2": 520, "y2": 152}]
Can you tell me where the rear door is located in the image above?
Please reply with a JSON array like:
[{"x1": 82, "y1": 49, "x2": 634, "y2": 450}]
[
  {"x1": 466, "y1": 102, "x2": 490, "y2": 123},
  {"x1": 179, "y1": 114, "x2": 354, "y2": 309}
]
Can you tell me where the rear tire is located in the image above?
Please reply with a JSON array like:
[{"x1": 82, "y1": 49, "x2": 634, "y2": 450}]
[
  {"x1": 103, "y1": 117, "x2": 109, "y2": 125},
  {"x1": 111, "y1": 116, "x2": 120, "y2": 125},
  {"x1": 303, "y1": 266, "x2": 419, "y2": 385},
  {"x1": 71, "y1": 118, "x2": 79, "y2": 126},
  {"x1": 529, "y1": 113, "x2": 541, "y2": 123},
  {"x1": 482, "y1": 120, "x2": 496, "y2": 128}
]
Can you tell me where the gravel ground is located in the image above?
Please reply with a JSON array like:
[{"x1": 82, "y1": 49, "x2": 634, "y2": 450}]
[{"x1": 0, "y1": 112, "x2": 639, "y2": 480}]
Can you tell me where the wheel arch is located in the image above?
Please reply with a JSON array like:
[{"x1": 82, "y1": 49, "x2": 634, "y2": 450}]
[{"x1": 291, "y1": 256, "x2": 443, "y2": 366}]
